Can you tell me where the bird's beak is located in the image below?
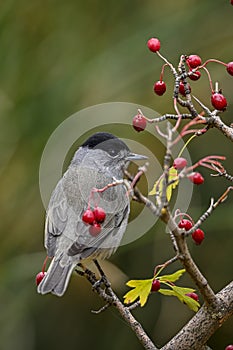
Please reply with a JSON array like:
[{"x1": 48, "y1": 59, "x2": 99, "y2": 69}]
[{"x1": 126, "y1": 153, "x2": 148, "y2": 161}]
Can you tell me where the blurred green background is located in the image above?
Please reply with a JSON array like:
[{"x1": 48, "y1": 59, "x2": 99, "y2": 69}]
[{"x1": 0, "y1": 0, "x2": 233, "y2": 349}]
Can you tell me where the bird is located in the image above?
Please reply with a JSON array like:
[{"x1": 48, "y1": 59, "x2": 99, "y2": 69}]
[{"x1": 37, "y1": 132, "x2": 147, "y2": 296}]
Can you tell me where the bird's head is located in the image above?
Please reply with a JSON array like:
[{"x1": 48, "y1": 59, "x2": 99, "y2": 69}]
[{"x1": 80, "y1": 132, "x2": 147, "y2": 176}]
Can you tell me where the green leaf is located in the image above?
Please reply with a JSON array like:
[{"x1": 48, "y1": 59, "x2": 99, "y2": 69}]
[
  {"x1": 158, "y1": 289, "x2": 177, "y2": 296},
  {"x1": 158, "y1": 269, "x2": 186, "y2": 283},
  {"x1": 124, "y1": 278, "x2": 153, "y2": 307},
  {"x1": 171, "y1": 286, "x2": 200, "y2": 312},
  {"x1": 148, "y1": 178, "x2": 162, "y2": 196},
  {"x1": 173, "y1": 286, "x2": 195, "y2": 295},
  {"x1": 159, "y1": 285, "x2": 200, "y2": 312},
  {"x1": 149, "y1": 167, "x2": 179, "y2": 202},
  {"x1": 182, "y1": 294, "x2": 200, "y2": 312}
]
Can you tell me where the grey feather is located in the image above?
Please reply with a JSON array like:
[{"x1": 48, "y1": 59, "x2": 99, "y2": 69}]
[
  {"x1": 37, "y1": 255, "x2": 76, "y2": 296},
  {"x1": 38, "y1": 133, "x2": 143, "y2": 297}
]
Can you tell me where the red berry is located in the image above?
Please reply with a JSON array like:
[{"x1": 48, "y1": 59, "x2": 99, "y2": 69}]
[
  {"x1": 186, "y1": 55, "x2": 202, "y2": 68},
  {"x1": 192, "y1": 229, "x2": 205, "y2": 245},
  {"x1": 231, "y1": 0, "x2": 233, "y2": 5},
  {"x1": 153, "y1": 81, "x2": 166, "y2": 96},
  {"x1": 93, "y1": 207, "x2": 106, "y2": 223},
  {"x1": 147, "y1": 38, "x2": 161, "y2": 52},
  {"x1": 225, "y1": 345, "x2": 233, "y2": 350},
  {"x1": 89, "y1": 222, "x2": 102, "y2": 236},
  {"x1": 132, "y1": 114, "x2": 147, "y2": 132},
  {"x1": 36, "y1": 271, "x2": 46, "y2": 286},
  {"x1": 226, "y1": 62, "x2": 233, "y2": 76},
  {"x1": 82, "y1": 209, "x2": 95, "y2": 225},
  {"x1": 211, "y1": 92, "x2": 227, "y2": 111},
  {"x1": 178, "y1": 219, "x2": 193, "y2": 231},
  {"x1": 173, "y1": 157, "x2": 187, "y2": 170},
  {"x1": 151, "y1": 279, "x2": 161, "y2": 292},
  {"x1": 188, "y1": 172, "x2": 204, "y2": 185},
  {"x1": 189, "y1": 70, "x2": 201, "y2": 81},
  {"x1": 179, "y1": 82, "x2": 191, "y2": 96},
  {"x1": 185, "y1": 292, "x2": 199, "y2": 302}
]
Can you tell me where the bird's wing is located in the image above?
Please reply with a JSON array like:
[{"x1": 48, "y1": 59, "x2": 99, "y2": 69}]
[
  {"x1": 67, "y1": 198, "x2": 130, "y2": 260},
  {"x1": 45, "y1": 180, "x2": 68, "y2": 257}
]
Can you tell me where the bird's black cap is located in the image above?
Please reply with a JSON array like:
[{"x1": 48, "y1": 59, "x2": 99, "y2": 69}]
[{"x1": 81, "y1": 132, "x2": 130, "y2": 156}]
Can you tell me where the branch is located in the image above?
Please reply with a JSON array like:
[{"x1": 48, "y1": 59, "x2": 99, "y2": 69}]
[
  {"x1": 211, "y1": 166, "x2": 233, "y2": 182},
  {"x1": 186, "y1": 187, "x2": 233, "y2": 234},
  {"x1": 162, "y1": 281, "x2": 233, "y2": 350},
  {"x1": 212, "y1": 115, "x2": 233, "y2": 142},
  {"x1": 160, "y1": 208, "x2": 217, "y2": 305},
  {"x1": 76, "y1": 261, "x2": 158, "y2": 350}
]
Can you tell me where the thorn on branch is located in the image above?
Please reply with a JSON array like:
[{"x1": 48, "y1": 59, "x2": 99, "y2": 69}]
[
  {"x1": 213, "y1": 186, "x2": 233, "y2": 208},
  {"x1": 211, "y1": 164, "x2": 233, "y2": 182},
  {"x1": 127, "y1": 301, "x2": 141, "y2": 310},
  {"x1": 91, "y1": 303, "x2": 111, "y2": 314},
  {"x1": 129, "y1": 163, "x2": 149, "y2": 189}
]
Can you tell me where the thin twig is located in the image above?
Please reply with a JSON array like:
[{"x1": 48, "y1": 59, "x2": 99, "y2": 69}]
[
  {"x1": 76, "y1": 263, "x2": 158, "y2": 350},
  {"x1": 154, "y1": 255, "x2": 179, "y2": 276},
  {"x1": 160, "y1": 208, "x2": 217, "y2": 305},
  {"x1": 211, "y1": 165, "x2": 233, "y2": 182},
  {"x1": 91, "y1": 304, "x2": 111, "y2": 314},
  {"x1": 185, "y1": 198, "x2": 215, "y2": 235}
]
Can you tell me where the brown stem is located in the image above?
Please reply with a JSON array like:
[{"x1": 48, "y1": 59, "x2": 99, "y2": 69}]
[
  {"x1": 160, "y1": 209, "x2": 217, "y2": 305},
  {"x1": 210, "y1": 116, "x2": 233, "y2": 141}
]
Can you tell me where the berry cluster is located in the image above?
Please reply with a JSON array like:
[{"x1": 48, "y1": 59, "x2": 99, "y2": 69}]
[
  {"x1": 178, "y1": 218, "x2": 205, "y2": 245},
  {"x1": 151, "y1": 278, "x2": 199, "y2": 302},
  {"x1": 173, "y1": 157, "x2": 205, "y2": 185},
  {"x1": 145, "y1": 37, "x2": 233, "y2": 112},
  {"x1": 82, "y1": 207, "x2": 106, "y2": 236}
]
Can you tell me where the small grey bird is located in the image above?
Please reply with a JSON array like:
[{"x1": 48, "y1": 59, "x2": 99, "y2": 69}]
[{"x1": 37, "y1": 132, "x2": 146, "y2": 296}]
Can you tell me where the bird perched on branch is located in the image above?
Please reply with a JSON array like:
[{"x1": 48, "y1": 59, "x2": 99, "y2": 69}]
[{"x1": 37, "y1": 132, "x2": 146, "y2": 296}]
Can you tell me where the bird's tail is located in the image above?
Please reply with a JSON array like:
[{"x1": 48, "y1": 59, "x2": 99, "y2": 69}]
[{"x1": 37, "y1": 256, "x2": 76, "y2": 296}]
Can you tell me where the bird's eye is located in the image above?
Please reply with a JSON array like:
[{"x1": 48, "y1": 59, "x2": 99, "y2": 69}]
[{"x1": 109, "y1": 149, "x2": 118, "y2": 157}]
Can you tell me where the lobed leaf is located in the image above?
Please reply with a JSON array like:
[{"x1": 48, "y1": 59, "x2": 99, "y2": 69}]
[
  {"x1": 124, "y1": 278, "x2": 153, "y2": 307},
  {"x1": 159, "y1": 285, "x2": 200, "y2": 312},
  {"x1": 149, "y1": 167, "x2": 179, "y2": 202},
  {"x1": 158, "y1": 269, "x2": 186, "y2": 282}
]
